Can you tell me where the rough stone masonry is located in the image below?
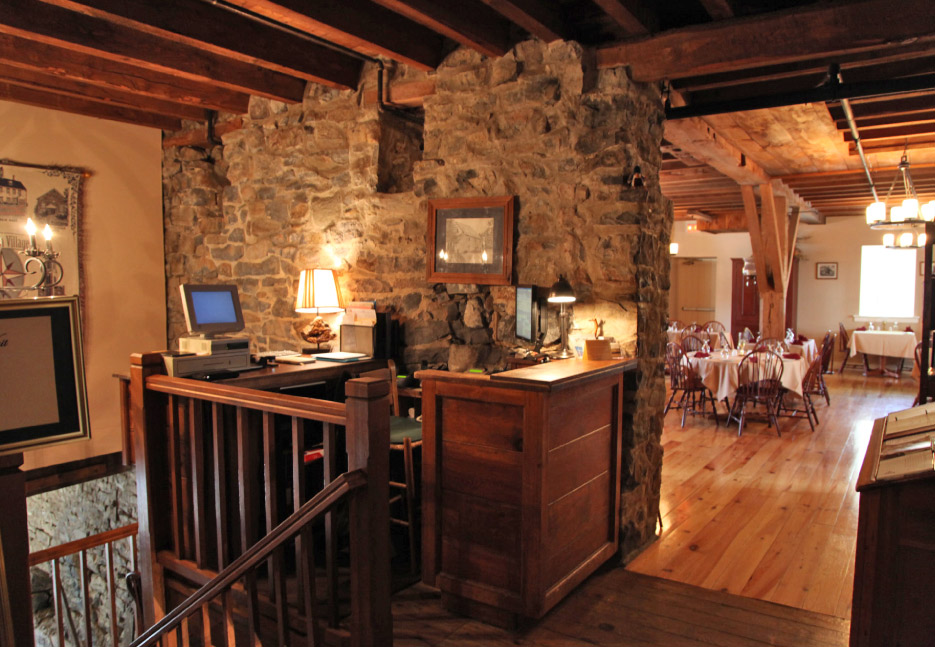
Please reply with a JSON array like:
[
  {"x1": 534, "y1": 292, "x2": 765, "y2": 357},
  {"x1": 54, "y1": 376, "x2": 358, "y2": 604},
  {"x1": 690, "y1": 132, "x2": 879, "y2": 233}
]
[{"x1": 163, "y1": 40, "x2": 672, "y2": 559}]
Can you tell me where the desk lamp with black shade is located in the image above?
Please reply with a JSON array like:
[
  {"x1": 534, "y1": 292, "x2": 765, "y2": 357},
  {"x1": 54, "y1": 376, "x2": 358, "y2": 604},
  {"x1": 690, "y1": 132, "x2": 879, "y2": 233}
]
[{"x1": 548, "y1": 275, "x2": 576, "y2": 359}]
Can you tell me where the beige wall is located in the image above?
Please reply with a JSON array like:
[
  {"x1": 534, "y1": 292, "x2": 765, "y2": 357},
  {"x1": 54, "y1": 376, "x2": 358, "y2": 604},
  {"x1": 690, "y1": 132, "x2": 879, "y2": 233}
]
[
  {"x1": 0, "y1": 101, "x2": 165, "y2": 470},
  {"x1": 670, "y1": 218, "x2": 925, "y2": 341}
]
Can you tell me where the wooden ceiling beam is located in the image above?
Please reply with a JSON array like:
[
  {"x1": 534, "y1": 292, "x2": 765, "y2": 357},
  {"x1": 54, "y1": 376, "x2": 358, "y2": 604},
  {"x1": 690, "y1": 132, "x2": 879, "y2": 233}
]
[
  {"x1": 829, "y1": 95, "x2": 935, "y2": 120},
  {"x1": 590, "y1": 0, "x2": 657, "y2": 37},
  {"x1": 163, "y1": 117, "x2": 244, "y2": 148},
  {"x1": 369, "y1": 0, "x2": 513, "y2": 58},
  {"x1": 850, "y1": 136, "x2": 935, "y2": 155},
  {"x1": 0, "y1": 62, "x2": 209, "y2": 121},
  {"x1": 0, "y1": 81, "x2": 181, "y2": 130},
  {"x1": 221, "y1": 0, "x2": 445, "y2": 71},
  {"x1": 697, "y1": 0, "x2": 733, "y2": 20},
  {"x1": 843, "y1": 122, "x2": 935, "y2": 143},
  {"x1": 479, "y1": 0, "x2": 565, "y2": 42},
  {"x1": 41, "y1": 0, "x2": 362, "y2": 87},
  {"x1": 834, "y1": 111, "x2": 935, "y2": 131},
  {"x1": 597, "y1": 0, "x2": 935, "y2": 82},
  {"x1": 841, "y1": 55, "x2": 935, "y2": 85},
  {"x1": 0, "y1": 33, "x2": 249, "y2": 114},
  {"x1": 1, "y1": 0, "x2": 310, "y2": 101}
]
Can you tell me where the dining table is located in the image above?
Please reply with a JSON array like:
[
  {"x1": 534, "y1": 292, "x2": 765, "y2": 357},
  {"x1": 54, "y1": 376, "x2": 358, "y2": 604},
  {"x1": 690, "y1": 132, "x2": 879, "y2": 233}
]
[
  {"x1": 788, "y1": 339, "x2": 819, "y2": 365},
  {"x1": 687, "y1": 348, "x2": 809, "y2": 404},
  {"x1": 848, "y1": 330, "x2": 916, "y2": 378},
  {"x1": 667, "y1": 329, "x2": 722, "y2": 349}
]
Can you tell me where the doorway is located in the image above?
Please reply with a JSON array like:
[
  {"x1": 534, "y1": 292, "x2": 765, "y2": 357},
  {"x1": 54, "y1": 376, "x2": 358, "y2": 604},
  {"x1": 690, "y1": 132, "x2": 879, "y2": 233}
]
[{"x1": 669, "y1": 257, "x2": 716, "y2": 327}]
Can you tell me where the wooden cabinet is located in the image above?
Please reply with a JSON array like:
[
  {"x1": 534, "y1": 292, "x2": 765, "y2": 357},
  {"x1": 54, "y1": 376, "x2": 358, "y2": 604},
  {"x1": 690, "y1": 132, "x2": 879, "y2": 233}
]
[
  {"x1": 417, "y1": 360, "x2": 635, "y2": 627},
  {"x1": 851, "y1": 415, "x2": 935, "y2": 646}
]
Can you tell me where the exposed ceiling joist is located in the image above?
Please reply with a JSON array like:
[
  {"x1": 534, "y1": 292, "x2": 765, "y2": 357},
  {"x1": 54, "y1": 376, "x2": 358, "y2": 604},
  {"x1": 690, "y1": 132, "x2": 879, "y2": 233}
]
[
  {"x1": 480, "y1": 0, "x2": 565, "y2": 43},
  {"x1": 0, "y1": 32, "x2": 250, "y2": 113},
  {"x1": 219, "y1": 0, "x2": 445, "y2": 70},
  {"x1": 697, "y1": 0, "x2": 733, "y2": 21},
  {"x1": 369, "y1": 0, "x2": 513, "y2": 58},
  {"x1": 597, "y1": 0, "x2": 935, "y2": 82},
  {"x1": 590, "y1": 0, "x2": 657, "y2": 37},
  {"x1": 1, "y1": 0, "x2": 311, "y2": 101},
  {"x1": 40, "y1": 0, "x2": 364, "y2": 86}
]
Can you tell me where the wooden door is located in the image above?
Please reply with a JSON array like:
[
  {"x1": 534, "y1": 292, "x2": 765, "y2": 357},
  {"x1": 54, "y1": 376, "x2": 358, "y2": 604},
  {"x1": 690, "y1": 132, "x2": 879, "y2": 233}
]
[
  {"x1": 731, "y1": 258, "x2": 799, "y2": 341},
  {"x1": 731, "y1": 258, "x2": 759, "y2": 341},
  {"x1": 669, "y1": 258, "x2": 716, "y2": 327}
]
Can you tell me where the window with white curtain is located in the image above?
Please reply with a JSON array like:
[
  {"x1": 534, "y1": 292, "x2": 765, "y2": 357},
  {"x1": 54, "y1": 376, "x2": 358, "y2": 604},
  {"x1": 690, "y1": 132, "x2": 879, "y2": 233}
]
[{"x1": 858, "y1": 245, "x2": 916, "y2": 318}]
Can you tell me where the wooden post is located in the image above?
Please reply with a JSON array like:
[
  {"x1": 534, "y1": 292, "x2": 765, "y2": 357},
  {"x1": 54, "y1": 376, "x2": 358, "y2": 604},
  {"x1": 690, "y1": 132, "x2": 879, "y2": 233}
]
[
  {"x1": 344, "y1": 377, "x2": 392, "y2": 647},
  {"x1": 129, "y1": 352, "x2": 171, "y2": 629},
  {"x1": 0, "y1": 453, "x2": 34, "y2": 647}
]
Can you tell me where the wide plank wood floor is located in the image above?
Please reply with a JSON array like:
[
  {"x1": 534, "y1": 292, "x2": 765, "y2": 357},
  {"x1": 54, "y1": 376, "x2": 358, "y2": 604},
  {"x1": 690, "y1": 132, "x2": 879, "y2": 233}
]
[
  {"x1": 393, "y1": 569, "x2": 850, "y2": 646},
  {"x1": 627, "y1": 370, "x2": 916, "y2": 619}
]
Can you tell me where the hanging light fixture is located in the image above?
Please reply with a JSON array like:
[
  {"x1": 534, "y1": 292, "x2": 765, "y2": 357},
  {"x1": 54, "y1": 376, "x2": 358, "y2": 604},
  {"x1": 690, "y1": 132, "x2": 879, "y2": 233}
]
[
  {"x1": 866, "y1": 149, "x2": 935, "y2": 248},
  {"x1": 741, "y1": 256, "x2": 757, "y2": 276}
]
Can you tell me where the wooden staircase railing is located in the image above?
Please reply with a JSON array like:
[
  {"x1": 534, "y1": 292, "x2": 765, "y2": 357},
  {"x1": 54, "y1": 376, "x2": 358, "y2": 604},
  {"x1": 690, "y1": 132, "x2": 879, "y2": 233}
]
[
  {"x1": 28, "y1": 523, "x2": 139, "y2": 647},
  {"x1": 0, "y1": 523, "x2": 15, "y2": 647},
  {"x1": 131, "y1": 470, "x2": 366, "y2": 647},
  {"x1": 130, "y1": 352, "x2": 392, "y2": 647}
]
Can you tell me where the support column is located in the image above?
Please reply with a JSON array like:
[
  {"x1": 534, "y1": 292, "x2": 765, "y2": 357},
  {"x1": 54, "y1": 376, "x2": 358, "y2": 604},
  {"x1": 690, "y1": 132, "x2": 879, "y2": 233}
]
[{"x1": 0, "y1": 453, "x2": 35, "y2": 647}]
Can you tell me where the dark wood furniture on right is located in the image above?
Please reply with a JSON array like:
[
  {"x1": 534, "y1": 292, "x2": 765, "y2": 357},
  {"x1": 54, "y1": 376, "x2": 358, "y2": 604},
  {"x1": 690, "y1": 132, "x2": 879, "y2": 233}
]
[{"x1": 850, "y1": 410, "x2": 935, "y2": 647}]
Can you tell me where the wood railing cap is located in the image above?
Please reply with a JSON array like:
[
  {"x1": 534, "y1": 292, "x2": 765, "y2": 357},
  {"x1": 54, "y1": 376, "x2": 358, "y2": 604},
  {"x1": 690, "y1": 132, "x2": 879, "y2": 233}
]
[
  {"x1": 345, "y1": 376, "x2": 390, "y2": 399},
  {"x1": 131, "y1": 351, "x2": 169, "y2": 367}
]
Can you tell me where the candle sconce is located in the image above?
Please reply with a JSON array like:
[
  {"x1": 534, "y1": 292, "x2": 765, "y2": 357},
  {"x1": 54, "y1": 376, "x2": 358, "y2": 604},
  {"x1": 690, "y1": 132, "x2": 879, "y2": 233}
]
[{"x1": 0, "y1": 218, "x2": 65, "y2": 297}]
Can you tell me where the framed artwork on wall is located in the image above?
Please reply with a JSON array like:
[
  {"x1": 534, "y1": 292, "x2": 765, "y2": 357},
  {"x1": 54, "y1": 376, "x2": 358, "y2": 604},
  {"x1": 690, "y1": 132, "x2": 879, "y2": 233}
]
[
  {"x1": 426, "y1": 195, "x2": 514, "y2": 285},
  {"x1": 0, "y1": 296, "x2": 89, "y2": 456},
  {"x1": 815, "y1": 262, "x2": 838, "y2": 280}
]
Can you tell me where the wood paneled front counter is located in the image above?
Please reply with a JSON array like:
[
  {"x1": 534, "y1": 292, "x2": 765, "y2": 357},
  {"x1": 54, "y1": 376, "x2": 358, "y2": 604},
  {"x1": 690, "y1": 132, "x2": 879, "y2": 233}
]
[{"x1": 417, "y1": 359, "x2": 636, "y2": 627}]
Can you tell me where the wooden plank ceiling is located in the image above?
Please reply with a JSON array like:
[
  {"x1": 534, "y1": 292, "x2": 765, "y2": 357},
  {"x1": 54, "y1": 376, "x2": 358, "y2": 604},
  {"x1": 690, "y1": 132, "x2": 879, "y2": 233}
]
[{"x1": 2, "y1": 0, "x2": 935, "y2": 227}]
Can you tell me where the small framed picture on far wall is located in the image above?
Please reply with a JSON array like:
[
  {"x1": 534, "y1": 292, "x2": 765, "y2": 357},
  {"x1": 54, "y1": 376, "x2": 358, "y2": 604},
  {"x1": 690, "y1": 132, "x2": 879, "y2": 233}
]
[{"x1": 815, "y1": 262, "x2": 838, "y2": 280}]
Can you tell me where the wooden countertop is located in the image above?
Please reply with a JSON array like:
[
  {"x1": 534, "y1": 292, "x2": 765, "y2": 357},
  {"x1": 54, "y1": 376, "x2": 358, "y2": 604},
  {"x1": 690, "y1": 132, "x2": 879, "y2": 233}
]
[
  {"x1": 217, "y1": 357, "x2": 384, "y2": 390},
  {"x1": 417, "y1": 358, "x2": 635, "y2": 392}
]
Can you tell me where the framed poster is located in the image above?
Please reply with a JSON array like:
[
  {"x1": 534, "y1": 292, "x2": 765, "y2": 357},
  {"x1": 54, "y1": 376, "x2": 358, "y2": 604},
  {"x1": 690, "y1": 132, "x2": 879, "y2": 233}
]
[
  {"x1": 0, "y1": 297, "x2": 89, "y2": 455},
  {"x1": 0, "y1": 159, "x2": 85, "y2": 299},
  {"x1": 426, "y1": 195, "x2": 514, "y2": 285},
  {"x1": 815, "y1": 262, "x2": 838, "y2": 280}
]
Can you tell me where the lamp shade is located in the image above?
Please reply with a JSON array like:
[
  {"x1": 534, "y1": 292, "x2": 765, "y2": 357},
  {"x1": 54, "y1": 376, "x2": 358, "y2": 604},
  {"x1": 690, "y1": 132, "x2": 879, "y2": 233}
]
[
  {"x1": 547, "y1": 275, "x2": 576, "y2": 303},
  {"x1": 295, "y1": 268, "x2": 344, "y2": 314},
  {"x1": 669, "y1": 242, "x2": 679, "y2": 255}
]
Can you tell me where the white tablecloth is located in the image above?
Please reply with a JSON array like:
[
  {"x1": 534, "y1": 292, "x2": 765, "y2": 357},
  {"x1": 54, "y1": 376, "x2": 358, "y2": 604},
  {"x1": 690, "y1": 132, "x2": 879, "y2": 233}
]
[
  {"x1": 849, "y1": 330, "x2": 916, "y2": 360},
  {"x1": 688, "y1": 350, "x2": 808, "y2": 402},
  {"x1": 788, "y1": 339, "x2": 819, "y2": 365}
]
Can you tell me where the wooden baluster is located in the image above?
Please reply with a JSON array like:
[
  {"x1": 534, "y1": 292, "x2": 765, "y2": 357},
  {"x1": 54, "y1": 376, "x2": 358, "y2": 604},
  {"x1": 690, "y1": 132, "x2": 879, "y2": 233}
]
[
  {"x1": 299, "y1": 525, "x2": 320, "y2": 646},
  {"x1": 190, "y1": 399, "x2": 209, "y2": 568},
  {"x1": 52, "y1": 558, "x2": 64, "y2": 647},
  {"x1": 167, "y1": 394, "x2": 183, "y2": 558},
  {"x1": 106, "y1": 541, "x2": 119, "y2": 647},
  {"x1": 345, "y1": 377, "x2": 392, "y2": 647},
  {"x1": 130, "y1": 352, "x2": 171, "y2": 629},
  {"x1": 221, "y1": 590, "x2": 236, "y2": 647},
  {"x1": 290, "y1": 417, "x2": 306, "y2": 611},
  {"x1": 179, "y1": 616, "x2": 190, "y2": 647},
  {"x1": 236, "y1": 407, "x2": 261, "y2": 646},
  {"x1": 200, "y1": 604, "x2": 211, "y2": 647},
  {"x1": 323, "y1": 421, "x2": 339, "y2": 628},
  {"x1": 263, "y1": 411, "x2": 290, "y2": 647},
  {"x1": 80, "y1": 549, "x2": 92, "y2": 646},
  {"x1": 177, "y1": 397, "x2": 193, "y2": 561},
  {"x1": 212, "y1": 403, "x2": 230, "y2": 571}
]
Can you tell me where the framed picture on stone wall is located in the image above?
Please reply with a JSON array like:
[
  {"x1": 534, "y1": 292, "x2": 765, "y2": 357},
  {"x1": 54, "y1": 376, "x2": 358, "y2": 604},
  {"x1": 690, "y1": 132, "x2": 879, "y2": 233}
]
[
  {"x1": 0, "y1": 296, "x2": 90, "y2": 456},
  {"x1": 427, "y1": 195, "x2": 514, "y2": 285}
]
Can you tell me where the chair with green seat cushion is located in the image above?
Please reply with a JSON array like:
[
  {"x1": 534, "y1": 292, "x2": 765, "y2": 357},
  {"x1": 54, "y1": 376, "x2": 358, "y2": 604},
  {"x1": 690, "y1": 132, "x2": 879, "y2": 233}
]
[{"x1": 359, "y1": 360, "x2": 422, "y2": 573}]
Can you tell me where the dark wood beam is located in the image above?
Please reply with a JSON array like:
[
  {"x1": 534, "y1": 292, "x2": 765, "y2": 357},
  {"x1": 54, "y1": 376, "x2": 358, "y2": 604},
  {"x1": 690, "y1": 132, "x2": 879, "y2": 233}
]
[
  {"x1": 1, "y1": 0, "x2": 309, "y2": 101},
  {"x1": 828, "y1": 95, "x2": 935, "y2": 120},
  {"x1": 362, "y1": 79, "x2": 436, "y2": 107},
  {"x1": 598, "y1": 0, "x2": 935, "y2": 82},
  {"x1": 0, "y1": 33, "x2": 249, "y2": 114},
  {"x1": 221, "y1": 0, "x2": 445, "y2": 71},
  {"x1": 370, "y1": 0, "x2": 513, "y2": 58},
  {"x1": 0, "y1": 62, "x2": 209, "y2": 121},
  {"x1": 0, "y1": 81, "x2": 181, "y2": 130},
  {"x1": 834, "y1": 110, "x2": 935, "y2": 130},
  {"x1": 843, "y1": 122, "x2": 935, "y2": 143},
  {"x1": 697, "y1": 0, "x2": 733, "y2": 20},
  {"x1": 163, "y1": 117, "x2": 244, "y2": 148},
  {"x1": 479, "y1": 0, "x2": 565, "y2": 42},
  {"x1": 42, "y1": 0, "x2": 362, "y2": 87},
  {"x1": 850, "y1": 136, "x2": 935, "y2": 155},
  {"x1": 841, "y1": 55, "x2": 935, "y2": 84},
  {"x1": 590, "y1": 0, "x2": 657, "y2": 36}
]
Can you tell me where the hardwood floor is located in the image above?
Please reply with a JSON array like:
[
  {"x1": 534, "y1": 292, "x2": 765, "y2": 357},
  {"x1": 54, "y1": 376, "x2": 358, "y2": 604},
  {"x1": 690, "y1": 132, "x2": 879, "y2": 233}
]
[
  {"x1": 627, "y1": 370, "x2": 917, "y2": 620},
  {"x1": 393, "y1": 570, "x2": 850, "y2": 646}
]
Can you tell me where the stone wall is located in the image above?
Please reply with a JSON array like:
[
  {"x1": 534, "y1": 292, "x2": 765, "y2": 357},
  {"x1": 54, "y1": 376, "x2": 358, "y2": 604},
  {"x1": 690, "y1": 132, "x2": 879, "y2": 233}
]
[
  {"x1": 162, "y1": 39, "x2": 670, "y2": 558},
  {"x1": 27, "y1": 470, "x2": 138, "y2": 646}
]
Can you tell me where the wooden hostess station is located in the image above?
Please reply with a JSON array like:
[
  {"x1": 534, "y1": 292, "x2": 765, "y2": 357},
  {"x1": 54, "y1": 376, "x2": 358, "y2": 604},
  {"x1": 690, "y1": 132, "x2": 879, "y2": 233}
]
[{"x1": 417, "y1": 359, "x2": 635, "y2": 627}]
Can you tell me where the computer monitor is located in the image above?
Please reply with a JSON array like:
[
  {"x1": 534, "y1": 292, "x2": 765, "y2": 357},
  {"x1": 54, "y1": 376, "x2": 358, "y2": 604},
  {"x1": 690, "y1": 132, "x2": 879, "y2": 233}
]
[
  {"x1": 515, "y1": 285, "x2": 539, "y2": 342},
  {"x1": 179, "y1": 283, "x2": 245, "y2": 338}
]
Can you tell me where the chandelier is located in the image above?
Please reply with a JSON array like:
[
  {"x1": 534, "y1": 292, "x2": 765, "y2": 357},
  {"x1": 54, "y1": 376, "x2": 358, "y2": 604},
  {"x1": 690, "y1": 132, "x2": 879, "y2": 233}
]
[{"x1": 866, "y1": 152, "x2": 935, "y2": 248}]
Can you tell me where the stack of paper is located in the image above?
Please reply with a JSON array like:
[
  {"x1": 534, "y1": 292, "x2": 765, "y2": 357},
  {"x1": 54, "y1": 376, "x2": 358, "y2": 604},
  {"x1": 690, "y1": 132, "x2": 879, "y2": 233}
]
[{"x1": 344, "y1": 301, "x2": 377, "y2": 326}]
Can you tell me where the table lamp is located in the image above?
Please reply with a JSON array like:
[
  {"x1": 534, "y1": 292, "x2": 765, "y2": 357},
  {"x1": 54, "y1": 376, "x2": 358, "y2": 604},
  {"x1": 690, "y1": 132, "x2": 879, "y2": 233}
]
[
  {"x1": 548, "y1": 275, "x2": 576, "y2": 359},
  {"x1": 296, "y1": 268, "x2": 344, "y2": 349}
]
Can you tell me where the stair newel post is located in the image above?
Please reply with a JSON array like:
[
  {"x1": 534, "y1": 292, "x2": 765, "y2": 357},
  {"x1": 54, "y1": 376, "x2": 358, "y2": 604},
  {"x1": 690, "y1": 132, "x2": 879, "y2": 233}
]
[
  {"x1": 344, "y1": 376, "x2": 393, "y2": 647},
  {"x1": 130, "y1": 352, "x2": 171, "y2": 629}
]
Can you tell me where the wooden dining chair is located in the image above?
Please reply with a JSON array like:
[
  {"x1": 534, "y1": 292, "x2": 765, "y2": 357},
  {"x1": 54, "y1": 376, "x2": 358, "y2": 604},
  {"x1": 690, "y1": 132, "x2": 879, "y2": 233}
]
[
  {"x1": 359, "y1": 359, "x2": 421, "y2": 573},
  {"x1": 664, "y1": 342, "x2": 719, "y2": 427},
  {"x1": 702, "y1": 320, "x2": 726, "y2": 334},
  {"x1": 838, "y1": 322, "x2": 852, "y2": 374},
  {"x1": 680, "y1": 334, "x2": 706, "y2": 353},
  {"x1": 779, "y1": 354, "x2": 822, "y2": 432},
  {"x1": 728, "y1": 349, "x2": 784, "y2": 436},
  {"x1": 718, "y1": 330, "x2": 734, "y2": 350},
  {"x1": 820, "y1": 330, "x2": 835, "y2": 375}
]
